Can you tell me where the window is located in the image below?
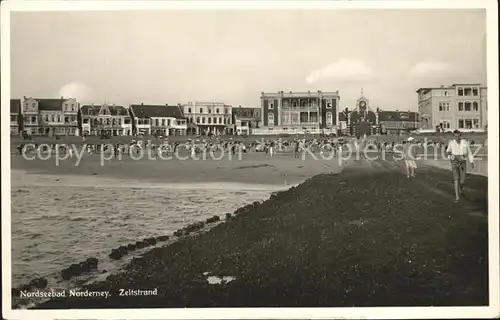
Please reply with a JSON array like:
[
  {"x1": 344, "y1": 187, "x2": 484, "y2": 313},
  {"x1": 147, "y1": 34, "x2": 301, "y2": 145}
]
[
  {"x1": 31, "y1": 116, "x2": 37, "y2": 123},
  {"x1": 292, "y1": 101, "x2": 297, "y2": 107},
  {"x1": 465, "y1": 119, "x2": 473, "y2": 129},
  {"x1": 162, "y1": 119, "x2": 166, "y2": 126},
  {"x1": 458, "y1": 102, "x2": 464, "y2": 111},
  {"x1": 458, "y1": 119, "x2": 464, "y2": 129},
  {"x1": 473, "y1": 102, "x2": 479, "y2": 111},
  {"x1": 327, "y1": 103, "x2": 332, "y2": 109},
  {"x1": 32, "y1": 103, "x2": 36, "y2": 108},
  {"x1": 473, "y1": 88, "x2": 478, "y2": 96},
  {"x1": 439, "y1": 102, "x2": 450, "y2": 111},
  {"x1": 71, "y1": 104, "x2": 75, "y2": 111},
  {"x1": 196, "y1": 117, "x2": 200, "y2": 123},
  {"x1": 441, "y1": 120, "x2": 451, "y2": 129},
  {"x1": 202, "y1": 117, "x2": 206, "y2": 124},
  {"x1": 458, "y1": 87, "x2": 464, "y2": 96},
  {"x1": 219, "y1": 117, "x2": 222, "y2": 124},
  {"x1": 444, "y1": 91, "x2": 448, "y2": 96},
  {"x1": 224, "y1": 118, "x2": 227, "y2": 124},
  {"x1": 268, "y1": 113, "x2": 274, "y2": 125},
  {"x1": 473, "y1": 119, "x2": 480, "y2": 128},
  {"x1": 188, "y1": 108, "x2": 192, "y2": 113},
  {"x1": 464, "y1": 102, "x2": 471, "y2": 111},
  {"x1": 118, "y1": 119, "x2": 121, "y2": 125},
  {"x1": 65, "y1": 117, "x2": 69, "y2": 123},
  {"x1": 208, "y1": 109, "x2": 212, "y2": 114},
  {"x1": 200, "y1": 108, "x2": 203, "y2": 113},
  {"x1": 464, "y1": 88, "x2": 472, "y2": 96},
  {"x1": 216, "y1": 108, "x2": 219, "y2": 114},
  {"x1": 208, "y1": 117, "x2": 212, "y2": 124},
  {"x1": 269, "y1": 102, "x2": 274, "y2": 109},
  {"x1": 326, "y1": 112, "x2": 333, "y2": 125}
]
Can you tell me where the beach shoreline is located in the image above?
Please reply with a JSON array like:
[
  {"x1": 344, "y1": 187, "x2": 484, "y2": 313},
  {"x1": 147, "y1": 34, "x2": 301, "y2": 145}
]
[
  {"x1": 10, "y1": 154, "x2": 344, "y2": 309},
  {"x1": 26, "y1": 158, "x2": 488, "y2": 309}
]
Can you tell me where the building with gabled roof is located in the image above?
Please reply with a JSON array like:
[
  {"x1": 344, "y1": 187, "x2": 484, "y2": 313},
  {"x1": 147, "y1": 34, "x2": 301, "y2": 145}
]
[
  {"x1": 79, "y1": 104, "x2": 132, "y2": 136},
  {"x1": 232, "y1": 106, "x2": 261, "y2": 135},
  {"x1": 20, "y1": 96, "x2": 80, "y2": 136},
  {"x1": 129, "y1": 103, "x2": 187, "y2": 136}
]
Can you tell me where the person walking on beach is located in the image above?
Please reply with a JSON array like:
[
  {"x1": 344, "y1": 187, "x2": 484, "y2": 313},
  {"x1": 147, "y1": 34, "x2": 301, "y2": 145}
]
[
  {"x1": 446, "y1": 130, "x2": 475, "y2": 203},
  {"x1": 403, "y1": 137, "x2": 417, "y2": 179},
  {"x1": 294, "y1": 140, "x2": 300, "y2": 158}
]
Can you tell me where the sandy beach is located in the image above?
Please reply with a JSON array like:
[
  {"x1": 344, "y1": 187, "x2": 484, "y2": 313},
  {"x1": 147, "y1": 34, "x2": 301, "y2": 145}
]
[{"x1": 11, "y1": 151, "x2": 343, "y2": 186}]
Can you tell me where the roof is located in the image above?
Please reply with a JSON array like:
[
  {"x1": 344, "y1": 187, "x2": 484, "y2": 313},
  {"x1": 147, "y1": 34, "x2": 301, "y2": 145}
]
[
  {"x1": 130, "y1": 104, "x2": 186, "y2": 119},
  {"x1": 10, "y1": 99, "x2": 21, "y2": 114},
  {"x1": 416, "y1": 84, "x2": 485, "y2": 93},
  {"x1": 233, "y1": 106, "x2": 261, "y2": 118},
  {"x1": 378, "y1": 111, "x2": 418, "y2": 122},
  {"x1": 36, "y1": 98, "x2": 65, "y2": 111},
  {"x1": 80, "y1": 105, "x2": 130, "y2": 116},
  {"x1": 349, "y1": 110, "x2": 377, "y2": 123},
  {"x1": 80, "y1": 105, "x2": 101, "y2": 115}
]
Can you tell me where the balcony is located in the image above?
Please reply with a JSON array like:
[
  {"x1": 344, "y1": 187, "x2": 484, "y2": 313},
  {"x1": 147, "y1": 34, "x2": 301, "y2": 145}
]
[{"x1": 282, "y1": 106, "x2": 319, "y2": 112}]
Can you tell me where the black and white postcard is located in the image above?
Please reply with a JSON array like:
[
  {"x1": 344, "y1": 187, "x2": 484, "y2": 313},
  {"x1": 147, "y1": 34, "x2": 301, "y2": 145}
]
[{"x1": 1, "y1": 1, "x2": 498, "y2": 319}]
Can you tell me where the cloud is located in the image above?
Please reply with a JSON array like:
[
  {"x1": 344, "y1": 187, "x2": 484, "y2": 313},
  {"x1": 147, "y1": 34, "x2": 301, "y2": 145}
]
[
  {"x1": 409, "y1": 61, "x2": 457, "y2": 77},
  {"x1": 58, "y1": 82, "x2": 93, "y2": 102},
  {"x1": 305, "y1": 58, "x2": 374, "y2": 84}
]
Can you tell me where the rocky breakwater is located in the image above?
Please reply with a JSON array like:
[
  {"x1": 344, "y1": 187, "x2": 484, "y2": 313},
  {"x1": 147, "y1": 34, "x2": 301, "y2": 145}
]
[{"x1": 35, "y1": 164, "x2": 488, "y2": 309}]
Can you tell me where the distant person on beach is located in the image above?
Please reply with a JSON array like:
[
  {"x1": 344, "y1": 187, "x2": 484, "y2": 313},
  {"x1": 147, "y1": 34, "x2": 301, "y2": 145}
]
[
  {"x1": 294, "y1": 141, "x2": 300, "y2": 158},
  {"x1": 446, "y1": 130, "x2": 475, "y2": 203},
  {"x1": 403, "y1": 137, "x2": 417, "y2": 179}
]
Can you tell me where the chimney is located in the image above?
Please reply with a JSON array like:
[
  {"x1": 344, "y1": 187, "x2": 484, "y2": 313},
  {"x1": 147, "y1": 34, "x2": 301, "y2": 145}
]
[
  {"x1": 61, "y1": 96, "x2": 64, "y2": 100},
  {"x1": 141, "y1": 103, "x2": 143, "y2": 106},
  {"x1": 23, "y1": 96, "x2": 26, "y2": 100}
]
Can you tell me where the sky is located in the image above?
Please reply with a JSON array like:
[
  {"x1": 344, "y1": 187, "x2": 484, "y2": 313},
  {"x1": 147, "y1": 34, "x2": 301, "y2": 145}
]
[{"x1": 10, "y1": 9, "x2": 487, "y2": 111}]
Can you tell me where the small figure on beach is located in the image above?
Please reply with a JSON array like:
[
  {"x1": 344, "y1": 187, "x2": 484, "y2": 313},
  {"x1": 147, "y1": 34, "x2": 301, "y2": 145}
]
[
  {"x1": 446, "y1": 130, "x2": 475, "y2": 203},
  {"x1": 403, "y1": 137, "x2": 417, "y2": 179}
]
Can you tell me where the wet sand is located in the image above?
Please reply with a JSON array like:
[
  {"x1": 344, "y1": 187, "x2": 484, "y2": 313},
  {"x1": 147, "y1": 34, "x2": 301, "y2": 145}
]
[{"x1": 11, "y1": 152, "x2": 344, "y2": 186}]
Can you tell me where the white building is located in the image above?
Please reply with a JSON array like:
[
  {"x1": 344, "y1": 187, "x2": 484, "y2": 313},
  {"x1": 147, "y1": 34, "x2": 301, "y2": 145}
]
[
  {"x1": 183, "y1": 101, "x2": 233, "y2": 135},
  {"x1": 416, "y1": 84, "x2": 487, "y2": 132},
  {"x1": 129, "y1": 104, "x2": 187, "y2": 136}
]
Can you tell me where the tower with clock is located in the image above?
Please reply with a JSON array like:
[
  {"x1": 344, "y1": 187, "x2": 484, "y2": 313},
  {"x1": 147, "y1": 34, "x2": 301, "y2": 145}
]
[{"x1": 349, "y1": 88, "x2": 378, "y2": 137}]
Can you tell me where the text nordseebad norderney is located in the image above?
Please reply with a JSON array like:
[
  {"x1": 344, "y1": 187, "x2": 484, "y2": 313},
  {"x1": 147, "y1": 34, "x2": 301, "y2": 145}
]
[{"x1": 18, "y1": 288, "x2": 158, "y2": 299}]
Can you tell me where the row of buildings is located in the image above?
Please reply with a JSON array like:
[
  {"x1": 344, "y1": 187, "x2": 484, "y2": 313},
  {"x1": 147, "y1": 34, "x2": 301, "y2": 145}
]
[
  {"x1": 10, "y1": 98, "x2": 261, "y2": 137},
  {"x1": 10, "y1": 83, "x2": 487, "y2": 137},
  {"x1": 256, "y1": 83, "x2": 487, "y2": 135},
  {"x1": 257, "y1": 89, "x2": 420, "y2": 136}
]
